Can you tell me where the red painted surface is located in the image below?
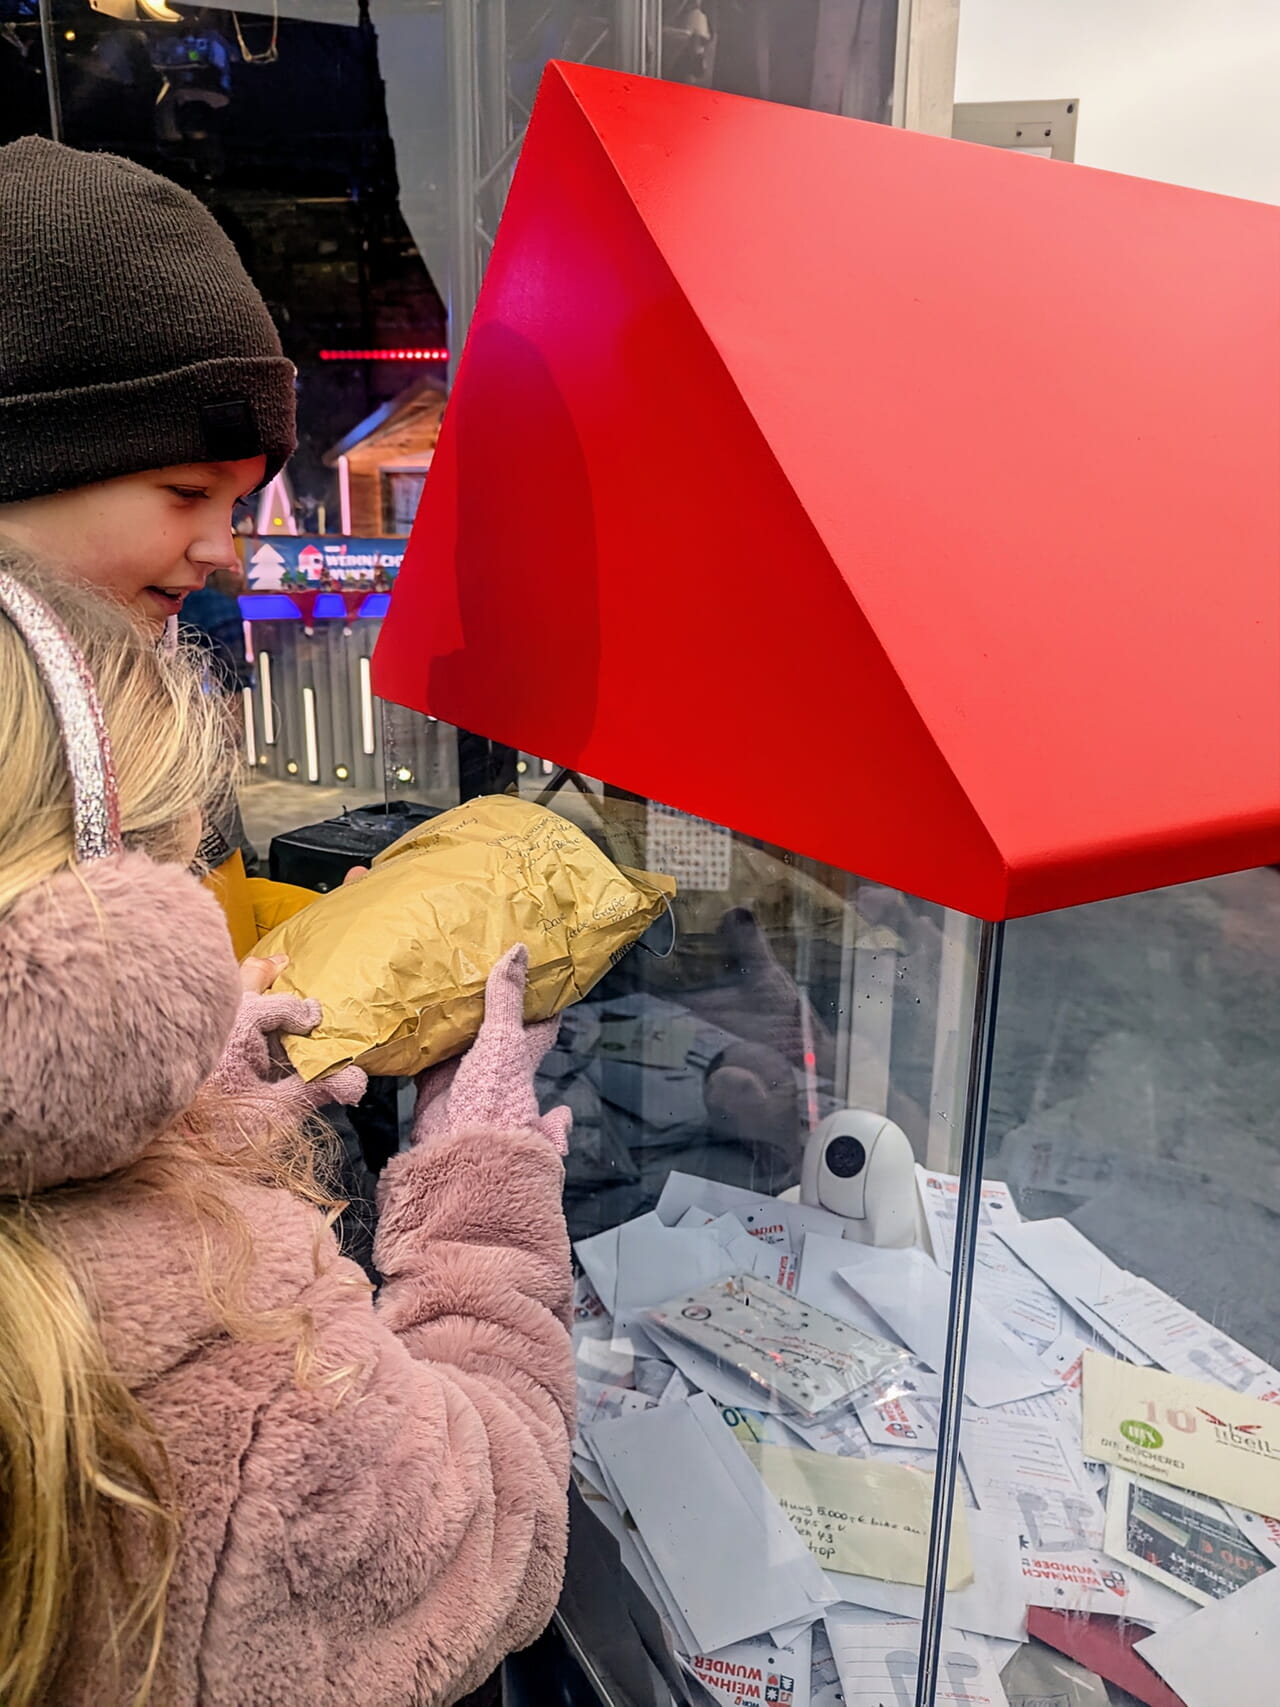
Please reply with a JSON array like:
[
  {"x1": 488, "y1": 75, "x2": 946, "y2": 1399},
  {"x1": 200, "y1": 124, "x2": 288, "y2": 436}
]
[
  {"x1": 1027, "y1": 1609, "x2": 1186, "y2": 1707},
  {"x1": 374, "y1": 61, "x2": 1280, "y2": 920}
]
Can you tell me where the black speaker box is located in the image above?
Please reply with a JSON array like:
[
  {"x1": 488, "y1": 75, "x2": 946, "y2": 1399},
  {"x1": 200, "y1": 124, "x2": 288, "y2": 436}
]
[{"x1": 268, "y1": 800, "x2": 442, "y2": 893}]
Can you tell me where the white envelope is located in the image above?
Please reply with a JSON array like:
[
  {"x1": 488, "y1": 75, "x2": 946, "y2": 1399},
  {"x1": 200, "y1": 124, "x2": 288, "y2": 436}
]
[
  {"x1": 1135, "y1": 1564, "x2": 1280, "y2": 1707},
  {"x1": 613, "y1": 1211, "x2": 771, "y2": 1339},
  {"x1": 824, "y1": 1610, "x2": 1010, "y2": 1706},
  {"x1": 992, "y1": 1217, "x2": 1120, "y2": 1308},
  {"x1": 657, "y1": 1171, "x2": 849, "y2": 1245},
  {"x1": 576, "y1": 1377, "x2": 658, "y2": 1428},
  {"x1": 1017, "y1": 1541, "x2": 1193, "y2": 1627},
  {"x1": 991, "y1": 1219, "x2": 1150, "y2": 1365},
  {"x1": 971, "y1": 1233, "x2": 1065, "y2": 1357},
  {"x1": 573, "y1": 1222, "x2": 622, "y2": 1316},
  {"x1": 826, "y1": 1510, "x2": 1028, "y2": 1644},
  {"x1": 797, "y1": 1233, "x2": 905, "y2": 1341},
  {"x1": 675, "y1": 1205, "x2": 718, "y2": 1228},
  {"x1": 961, "y1": 1411, "x2": 1103, "y2": 1552},
  {"x1": 586, "y1": 1393, "x2": 834, "y2": 1656},
  {"x1": 1085, "y1": 1276, "x2": 1280, "y2": 1396},
  {"x1": 1224, "y1": 1503, "x2": 1280, "y2": 1568},
  {"x1": 679, "y1": 1628, "x2": 813, "y2": 1707},
  {"x1": 840, "y1": 1249, "x2": 1062, "y2": 1408},
  {"x1": 915, "y1": 1166, "x2": 1022, "y2": 1271},
  {"x1": 574, "y1": 1331, "x2": 637, "y2": 1385},
  {"x1": 579, "y1": 1470, "x2": 702, "y2": 1651}
]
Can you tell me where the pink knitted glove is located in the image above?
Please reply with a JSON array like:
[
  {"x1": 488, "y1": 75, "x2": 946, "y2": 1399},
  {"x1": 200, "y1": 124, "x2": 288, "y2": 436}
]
[
  {"x1": 412, "y1": 944, "x2": 570, "y2": 1154},
  {"x1": 208, "y1": 991, "x2": 368, "y2": 1117}
]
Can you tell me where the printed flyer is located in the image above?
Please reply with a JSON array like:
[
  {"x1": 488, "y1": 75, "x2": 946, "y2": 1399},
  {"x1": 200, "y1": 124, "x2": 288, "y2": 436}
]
[{"x1": 1082, "y1": 1350, "x2": 1280, "y2": 1517}]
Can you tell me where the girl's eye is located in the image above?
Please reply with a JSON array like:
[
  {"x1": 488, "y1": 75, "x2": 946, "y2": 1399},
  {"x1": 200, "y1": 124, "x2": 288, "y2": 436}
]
[{"x1": 168, "y1": 486, "x2": 209, "y2": 501}]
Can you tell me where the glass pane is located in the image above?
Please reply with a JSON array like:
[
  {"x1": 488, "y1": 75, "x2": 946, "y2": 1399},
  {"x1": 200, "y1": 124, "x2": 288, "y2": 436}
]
[
  {"x1": 981, "y1": 872, "x2": 1280, "y2": 1698},
  {"x1": 8, "y1": 7, "x2": 1010, "y2": 1700},
  {"x1": 532, "y1": 779, "x2": 987, "y2": 1706},
  {"x1": 367, "y1": 0, "x2": 904, "y2": 350}
]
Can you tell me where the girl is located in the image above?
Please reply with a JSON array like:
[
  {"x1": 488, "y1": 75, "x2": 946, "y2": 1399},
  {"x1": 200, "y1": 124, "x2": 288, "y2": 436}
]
[{"x1": 0, "y1": 553, "x2": 575, "y2": 1705}]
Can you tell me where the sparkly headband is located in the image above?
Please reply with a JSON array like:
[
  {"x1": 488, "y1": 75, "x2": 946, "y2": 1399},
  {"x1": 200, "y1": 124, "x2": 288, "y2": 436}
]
[{"x1": 0, "y1": 571, "x2": 122, "y2": 862}]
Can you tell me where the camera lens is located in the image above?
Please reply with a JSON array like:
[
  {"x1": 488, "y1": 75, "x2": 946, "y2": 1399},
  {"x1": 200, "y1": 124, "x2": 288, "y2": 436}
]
[{"x1": 825, "y1": 1135, "x2": 867, "y2": 1178}]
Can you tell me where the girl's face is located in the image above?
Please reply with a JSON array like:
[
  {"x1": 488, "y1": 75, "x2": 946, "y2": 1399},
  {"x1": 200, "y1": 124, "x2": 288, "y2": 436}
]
[{"x1": 0, "y1": 457, "x2": 266, "y2": 636}]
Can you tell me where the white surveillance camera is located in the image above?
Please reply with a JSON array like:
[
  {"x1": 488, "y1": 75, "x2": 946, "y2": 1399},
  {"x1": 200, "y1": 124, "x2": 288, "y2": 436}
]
[{"x1": 799, "y1": 1109, "x2": 918, "y2": 1247}]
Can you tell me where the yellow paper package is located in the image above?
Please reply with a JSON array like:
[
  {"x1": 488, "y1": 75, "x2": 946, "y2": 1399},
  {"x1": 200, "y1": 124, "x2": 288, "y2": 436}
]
[{"x1": 256, "y1": 794, "x2": 677, "y2": 1082}]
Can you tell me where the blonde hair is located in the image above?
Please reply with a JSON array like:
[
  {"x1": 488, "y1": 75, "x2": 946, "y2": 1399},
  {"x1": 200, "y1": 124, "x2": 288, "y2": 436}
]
[
  {"x1": 0, "y1": 556, "x2": 227, "y2": 914},
  {"x1": 0, "y1": 554, "x2": 345, "y2": 1707}
]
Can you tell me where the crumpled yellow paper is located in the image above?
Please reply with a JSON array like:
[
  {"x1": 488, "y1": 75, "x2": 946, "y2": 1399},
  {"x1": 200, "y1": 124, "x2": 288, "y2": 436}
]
[{"x1": 256, "y1": 794, "x2": 676, "y2": 1082}]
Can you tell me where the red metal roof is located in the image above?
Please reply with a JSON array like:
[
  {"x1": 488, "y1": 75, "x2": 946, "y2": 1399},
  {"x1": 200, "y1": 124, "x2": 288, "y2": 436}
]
[{"x1": 373, "y1": 61, "x2": 1280, "y2": 920}]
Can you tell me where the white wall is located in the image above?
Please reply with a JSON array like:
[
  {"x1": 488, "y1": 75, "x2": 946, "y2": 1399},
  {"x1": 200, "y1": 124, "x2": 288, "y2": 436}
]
[{"x1": 955, "y1": 0, "x2": 1280, "y2": 203}]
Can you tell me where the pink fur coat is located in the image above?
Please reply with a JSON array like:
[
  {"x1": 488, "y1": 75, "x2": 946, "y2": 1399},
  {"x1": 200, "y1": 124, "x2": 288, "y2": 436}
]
[{"x1": 0, "y1": 855, "x2": 574, "y2": 1706}]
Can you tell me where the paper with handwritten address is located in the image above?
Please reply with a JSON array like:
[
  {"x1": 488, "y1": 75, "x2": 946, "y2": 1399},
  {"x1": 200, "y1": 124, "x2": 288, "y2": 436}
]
[
  {"x1": 741, "y1": 1442, "x2": 972, "y2": 1588},
  {"x1": 1082, "y1": 1349, "x2": 1280, "y2": 1518}
]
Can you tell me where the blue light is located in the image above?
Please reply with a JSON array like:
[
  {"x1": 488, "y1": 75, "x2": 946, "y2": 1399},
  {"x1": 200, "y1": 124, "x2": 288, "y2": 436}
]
[{"x1": 238, "y1": 593, "x2": 391, "y2": 622}]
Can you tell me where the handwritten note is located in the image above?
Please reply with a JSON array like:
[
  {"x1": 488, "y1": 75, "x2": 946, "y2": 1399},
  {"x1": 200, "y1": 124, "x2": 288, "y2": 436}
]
[{"x1": 742, "y1": 1442, "x2": 972, "y2": 1588}]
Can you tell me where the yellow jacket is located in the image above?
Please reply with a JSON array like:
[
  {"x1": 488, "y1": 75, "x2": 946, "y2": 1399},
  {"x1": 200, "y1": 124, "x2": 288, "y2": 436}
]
[{"x1": 203, "y1": 852, "x2": 316, "y2": 961}]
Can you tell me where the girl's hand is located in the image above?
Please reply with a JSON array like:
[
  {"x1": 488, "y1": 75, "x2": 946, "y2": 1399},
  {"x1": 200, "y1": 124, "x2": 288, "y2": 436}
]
[
  {"x1": 214, "y1": 954, "x2": 367, "y2": 1112},
  {"x1": 412, "y1": 945, "x2": 570, "y2": 1153},
  {"x1": 240, "y1": 951, "x2": 289, "y2": 994}
]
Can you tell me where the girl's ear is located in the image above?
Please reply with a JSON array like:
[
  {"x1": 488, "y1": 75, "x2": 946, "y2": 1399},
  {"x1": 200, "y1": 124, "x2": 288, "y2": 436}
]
[{"x1": 0, "y1": 851, "x2": 240, "y2": 1193}]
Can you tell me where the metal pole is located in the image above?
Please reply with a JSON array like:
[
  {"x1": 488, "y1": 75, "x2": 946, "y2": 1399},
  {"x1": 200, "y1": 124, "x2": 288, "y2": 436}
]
[
  {"x1": 476, "y1": 0, "x2": 514, "y2": 247},
  {"x1": 914, "y1": 917, "x2": 1005, "y2": 1707},
  {"x1": 614, "y1": 0, "x2": 661, "y2": 77},
  {"x1": 37, "y1": 0, "x2": 64, "y2": 142},
  {"x1": 614, "y1": 0, "x2": 640, "y2": 70},
  {"x1": 478, "y1": 0, "x2": 509, "y2": 160},
  {"x1": 444, "y1": 0, "x2": 481, "y2": 371}
]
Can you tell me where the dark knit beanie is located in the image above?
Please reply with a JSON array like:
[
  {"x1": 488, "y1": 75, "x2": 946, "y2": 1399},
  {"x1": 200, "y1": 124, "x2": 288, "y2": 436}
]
[{"x1": 0, "y1": 136, "x2": 296, "y2": 504}]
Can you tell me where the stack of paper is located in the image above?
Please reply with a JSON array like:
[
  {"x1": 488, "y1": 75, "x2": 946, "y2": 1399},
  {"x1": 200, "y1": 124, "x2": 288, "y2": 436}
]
[
  {"x1": 838, "y1": 1248, "x2": 1063, "y2": 1408},
  {"x1": 584, "y1": 1392, "x2": 835, "y2": 1655},
  {"x1": 992, "y1": 1218, "x2": 1151, "y2": 1364},
  {"x1": 568, "y1": 1167, "x2": 1280, "y2": 1707}
]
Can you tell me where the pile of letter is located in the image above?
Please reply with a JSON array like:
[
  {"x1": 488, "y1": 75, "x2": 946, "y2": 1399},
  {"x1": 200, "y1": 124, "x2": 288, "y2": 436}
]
[{"x1": 570, "y1": 1168, "x2": 1280, "y2": 1707}]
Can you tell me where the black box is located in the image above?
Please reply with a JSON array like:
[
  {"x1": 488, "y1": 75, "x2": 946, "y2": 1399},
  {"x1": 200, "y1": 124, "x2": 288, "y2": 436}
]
[{"x1": 268, "y1": 800, "x2": 442, "y2": 893}]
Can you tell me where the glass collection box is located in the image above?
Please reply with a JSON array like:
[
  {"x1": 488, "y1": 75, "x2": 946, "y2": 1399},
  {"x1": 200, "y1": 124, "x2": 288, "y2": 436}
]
[{"x1": 373, "y1": 63, "x2": 1280, "y2": 1707}]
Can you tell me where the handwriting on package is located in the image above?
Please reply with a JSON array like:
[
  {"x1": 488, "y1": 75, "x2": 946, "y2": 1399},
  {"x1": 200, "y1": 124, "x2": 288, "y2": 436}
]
[
  {"x1": 742, "y1": 1443, "x2": 973, "y2": 1588},
  {"x1": 647, "y1": 1275, "x2": 904, "y2": 1420},
  {"x1": 1082, "y1": 1349, "x2": 1280, "y2": 1518}
]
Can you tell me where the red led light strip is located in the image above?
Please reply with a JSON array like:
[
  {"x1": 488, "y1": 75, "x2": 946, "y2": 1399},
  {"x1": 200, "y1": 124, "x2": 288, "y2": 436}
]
[{"x1": 319, "y1": 348, "x2": 450, "y2": 361}]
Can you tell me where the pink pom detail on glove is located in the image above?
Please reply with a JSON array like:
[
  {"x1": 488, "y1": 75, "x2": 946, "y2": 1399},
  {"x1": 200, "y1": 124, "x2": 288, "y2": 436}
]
[
  {"x1": 412, "y1": 944, "x2": 571, "y2": 1155},
  {"x1": 208, "y1": 991, "x2": 368, "y2": 1118}
]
